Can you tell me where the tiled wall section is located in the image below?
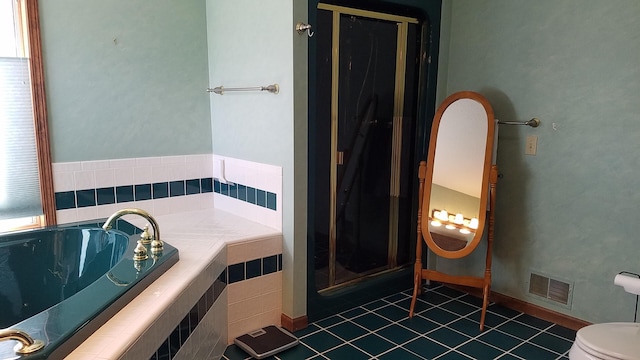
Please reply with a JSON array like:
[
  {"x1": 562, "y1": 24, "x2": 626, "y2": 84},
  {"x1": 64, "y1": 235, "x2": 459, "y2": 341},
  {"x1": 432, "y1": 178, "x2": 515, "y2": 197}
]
[
  {"x1": 52, "y1": 154, "x2": 282, "y2": 230},
  {"x1": 121, "y1": 247, "x2": 228, "y2": 360},
  {"x1": 213, "y1": 155, "x2": 282, "y2": 231},
  {"x1": 150, "y1": 275, "x2": 227, "y2": 360},
  {"x1": 52, "y1": 155, "x2": 215, "y2": 224},
  {"x1": 226, "y1": 235, "x2": 284, "y2": 343}
]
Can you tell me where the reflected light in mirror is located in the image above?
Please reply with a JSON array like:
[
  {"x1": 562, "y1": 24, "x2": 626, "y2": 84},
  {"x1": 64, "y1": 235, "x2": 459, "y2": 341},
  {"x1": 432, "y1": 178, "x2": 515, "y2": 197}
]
[
  {"x1": 454, "y1": 213, "x2": 464, "y2": 224},
  {"x1": 431, "y1": 209, "x2": 477, "y2": 235}
]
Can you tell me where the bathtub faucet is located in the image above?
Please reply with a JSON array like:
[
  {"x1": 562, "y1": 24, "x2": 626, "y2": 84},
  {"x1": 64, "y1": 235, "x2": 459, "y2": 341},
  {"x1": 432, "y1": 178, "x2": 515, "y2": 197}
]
[
  {"x1": 0, "y1": 329, "x2": 45, "y2": 354},
  {"x1": 102, "y1": 208, "x2": 163, "y2": 254}
]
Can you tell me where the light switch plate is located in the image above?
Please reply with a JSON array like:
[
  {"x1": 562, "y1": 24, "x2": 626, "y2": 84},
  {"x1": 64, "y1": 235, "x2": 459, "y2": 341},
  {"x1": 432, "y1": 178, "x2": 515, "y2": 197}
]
[{"x1": 525, "y1": 135, "x2": 538, "y2": 155}]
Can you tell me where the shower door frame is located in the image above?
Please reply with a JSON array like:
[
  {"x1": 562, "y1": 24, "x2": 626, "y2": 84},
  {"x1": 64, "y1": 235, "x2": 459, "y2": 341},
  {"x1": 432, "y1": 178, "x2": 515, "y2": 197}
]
[{"x1": 320, "y1": 3, "x2": 419, "y2": 291}]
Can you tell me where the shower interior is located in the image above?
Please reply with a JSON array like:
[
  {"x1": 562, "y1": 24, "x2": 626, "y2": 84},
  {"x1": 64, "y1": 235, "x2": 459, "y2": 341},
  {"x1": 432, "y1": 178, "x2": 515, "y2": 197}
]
[{"x1": 312, "y1": 3, "x2": 423, "y2": 292}]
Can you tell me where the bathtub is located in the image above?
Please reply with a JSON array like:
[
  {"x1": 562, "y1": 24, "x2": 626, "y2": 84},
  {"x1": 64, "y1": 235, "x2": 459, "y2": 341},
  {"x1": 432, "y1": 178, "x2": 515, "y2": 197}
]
[{"x1": 0, "y1": 222, "x2": 179, "y2": 360}]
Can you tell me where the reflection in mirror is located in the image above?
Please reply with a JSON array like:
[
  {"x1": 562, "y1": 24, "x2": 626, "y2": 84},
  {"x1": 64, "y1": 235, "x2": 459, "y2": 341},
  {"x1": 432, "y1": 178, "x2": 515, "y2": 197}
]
[{"x1": 428, "y1": 98, "x2": 488, "y2": 252}]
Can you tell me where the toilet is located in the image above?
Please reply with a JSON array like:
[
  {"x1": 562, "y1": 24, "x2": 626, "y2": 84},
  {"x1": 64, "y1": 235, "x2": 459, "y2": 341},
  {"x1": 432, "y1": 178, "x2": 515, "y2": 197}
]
[{"x1": 569, "y1": 322, "x2": 640, "y2": 359}]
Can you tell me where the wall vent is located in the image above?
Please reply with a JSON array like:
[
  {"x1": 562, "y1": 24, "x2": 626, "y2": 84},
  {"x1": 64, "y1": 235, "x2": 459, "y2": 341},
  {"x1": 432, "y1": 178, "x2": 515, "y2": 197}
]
[{"x1": 528, "y1": 271, "x2": 572, "y2": 307}]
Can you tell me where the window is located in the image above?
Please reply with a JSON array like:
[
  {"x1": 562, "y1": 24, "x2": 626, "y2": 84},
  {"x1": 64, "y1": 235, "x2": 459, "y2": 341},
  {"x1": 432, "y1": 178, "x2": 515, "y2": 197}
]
[{"x1": 0, "y1": 0, "x2": 54, "y2": 232}]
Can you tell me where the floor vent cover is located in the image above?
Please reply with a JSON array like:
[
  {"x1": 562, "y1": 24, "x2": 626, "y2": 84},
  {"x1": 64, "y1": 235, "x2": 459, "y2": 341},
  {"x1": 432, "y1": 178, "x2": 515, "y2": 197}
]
[{"x1": 528, "y1": 272, "x2": 572, "y2": 307}]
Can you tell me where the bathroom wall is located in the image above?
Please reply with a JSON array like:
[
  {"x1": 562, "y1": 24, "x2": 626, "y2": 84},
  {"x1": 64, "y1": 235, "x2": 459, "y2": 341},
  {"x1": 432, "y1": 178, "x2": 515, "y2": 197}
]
[
  {"x1": 39, "y1": 0, "x2": 307, "y2": 323},
  {"x1": 206, "y1": 0, "x2": 308, "y2": 321},
  {"x1": 437, "y1": 0, "x2": 640, "y2": 323},
  {"x1": 39, "y1": 0, "x2": 211, "y2": 162}
]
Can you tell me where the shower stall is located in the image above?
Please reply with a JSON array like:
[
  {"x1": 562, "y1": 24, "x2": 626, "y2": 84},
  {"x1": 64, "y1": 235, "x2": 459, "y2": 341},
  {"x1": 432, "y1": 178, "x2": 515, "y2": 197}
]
[{"x1": 308, "y1": 1, "x2": 440, "y2": 314}]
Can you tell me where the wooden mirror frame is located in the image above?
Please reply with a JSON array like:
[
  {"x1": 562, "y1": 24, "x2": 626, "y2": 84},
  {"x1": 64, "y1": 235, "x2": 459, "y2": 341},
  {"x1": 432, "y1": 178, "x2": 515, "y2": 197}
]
[
  {"x1": 422, "y1": 91, "x2": 495, "y2": 258},
  {"x1": 409, "y1": 91, "x2": 498, "y2": 331}
]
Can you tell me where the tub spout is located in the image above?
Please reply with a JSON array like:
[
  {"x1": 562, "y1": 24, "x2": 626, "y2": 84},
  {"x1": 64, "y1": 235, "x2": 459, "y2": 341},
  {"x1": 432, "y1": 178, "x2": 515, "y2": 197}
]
[
  {"x1": 102, "y1": 208, "x2": 163, "y2": 254},
  {"x1": 0, "y1": 329, "x2": 45, "y2": 354}
]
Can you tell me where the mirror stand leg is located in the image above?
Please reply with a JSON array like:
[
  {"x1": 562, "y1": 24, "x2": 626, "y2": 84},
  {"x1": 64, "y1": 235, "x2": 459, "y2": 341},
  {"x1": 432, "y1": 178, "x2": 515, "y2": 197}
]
[{"x1": 409, "y1": 268, "x2": 421, "y2": 317}]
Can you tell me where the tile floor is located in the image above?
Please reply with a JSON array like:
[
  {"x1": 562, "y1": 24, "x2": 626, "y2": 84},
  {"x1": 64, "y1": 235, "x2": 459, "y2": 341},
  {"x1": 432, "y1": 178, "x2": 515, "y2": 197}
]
[{"x1": 223, "y1": 284, "x2": 576, "y2": 359}]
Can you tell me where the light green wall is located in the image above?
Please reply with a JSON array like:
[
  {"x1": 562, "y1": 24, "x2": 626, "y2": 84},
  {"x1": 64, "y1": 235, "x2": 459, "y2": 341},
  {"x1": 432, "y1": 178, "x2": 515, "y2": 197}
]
[
  {"x1": 437, "y1": 0, "x2": 640, "y2": 323},
  {"x1": 206, "y1": 0, "x2": 308, "y2": 319},
  {"x1": 39, "y1": 0, "x2": 211, "y2": 162}
]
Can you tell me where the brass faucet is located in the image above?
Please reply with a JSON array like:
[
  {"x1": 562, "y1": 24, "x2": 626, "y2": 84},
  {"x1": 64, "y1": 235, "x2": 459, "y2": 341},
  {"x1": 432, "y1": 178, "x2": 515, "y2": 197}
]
[
  {"x1": 0, "y1": 329, "x2": 44, "y2": 354},
  {"x1": 102, "y1": 208, "x2": 163, "y2": 254}
]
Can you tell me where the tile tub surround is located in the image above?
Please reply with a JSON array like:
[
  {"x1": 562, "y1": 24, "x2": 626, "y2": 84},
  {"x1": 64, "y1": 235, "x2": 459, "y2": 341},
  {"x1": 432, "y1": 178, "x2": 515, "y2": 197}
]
[
  {"x1": 226, "y1": 236, "x2": 284, "y2": 343},
  {"x1": 212, "y1": 155, "x2": 282, "y2": 231},
  {"x1": 52, "y1": 154, "x2": 283, "y2": 231},
  {"x1": 63, "y1": 208, "x2": 281, "y2": 360},
  {"x1": 52, "y1": 155, "x2": 216, "y2": 224}
]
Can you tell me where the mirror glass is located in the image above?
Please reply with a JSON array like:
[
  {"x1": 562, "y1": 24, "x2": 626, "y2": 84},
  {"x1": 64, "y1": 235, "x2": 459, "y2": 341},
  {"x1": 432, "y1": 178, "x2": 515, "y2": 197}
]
[{"x1": 422, "y1": 92, "x2": 494, "y2": 258}]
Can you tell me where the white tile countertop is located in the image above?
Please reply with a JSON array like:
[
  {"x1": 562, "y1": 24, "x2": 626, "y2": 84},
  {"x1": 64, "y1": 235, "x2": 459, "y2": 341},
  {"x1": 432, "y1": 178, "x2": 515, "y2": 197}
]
[{"x1": 64, "y1": 208, "x2": 281, "y2": 360}]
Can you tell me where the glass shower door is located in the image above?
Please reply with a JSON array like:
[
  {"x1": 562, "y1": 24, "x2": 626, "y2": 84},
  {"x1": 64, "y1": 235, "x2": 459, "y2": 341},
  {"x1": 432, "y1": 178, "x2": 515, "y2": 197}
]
[{"x1": 314, "y1": 4, "x2": 419, "y2": 291}]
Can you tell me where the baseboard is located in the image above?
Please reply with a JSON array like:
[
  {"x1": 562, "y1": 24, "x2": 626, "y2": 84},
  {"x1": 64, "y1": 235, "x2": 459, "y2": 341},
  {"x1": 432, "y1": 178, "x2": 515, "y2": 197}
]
[
  {"x1": 449, "y1": 285, "x2": 590, "y2": 331},
  {"x1": 281, "y1": 313, "x2": 308, "y2": 333}
]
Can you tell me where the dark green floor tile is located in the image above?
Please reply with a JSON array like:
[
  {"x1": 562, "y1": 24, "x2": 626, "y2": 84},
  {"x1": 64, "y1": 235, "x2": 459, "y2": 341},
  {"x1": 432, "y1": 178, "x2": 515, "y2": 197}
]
[
  {"x1": 376, "y1": 324, "x2": 419, "y2": 345},
  {"x1": 378, "y1": 346, "x2": 424, "y2": 359},
  {"x1": 456, "y1": 340, "x2": 504, "y2": 359},
  {"x1": 223, "y1": 344, "x2": 251, "y2": 360},
  {"x1": 422, "y1": 307, "x2": 459, "y2": 325},
  {"x1": 511, "y1": 342, "x2": 558, "y2": 360},
  {"x1": 295, "y1": 324, "x2": 321, "y2": 337},
  {"x1": 326, "y1": 321, "x2": 368, "y2": 341},
  {"x1": 301, "y1": 330, "x2": 343, "y2": 353},
  {"x1": 363, "y1": 299, "x2": 387, "y2": 311},
  {"x1": 384, "y1": 292, "x2": 409, "y2": 303},
  {"x1": 515, "y1": 313, "x2": 553, "y2": 329},
  {"x1": 487, "y1": 304, "x2": 521, "y2": 319},
  {"x1": 436, "y1": 350, "x2": 474, "y2": 359},
  {"x1": 351, "y1": 312, "x2": 392, "y2": 331},
  {"x1": 477, "y1": 329, "x2": 522, "y2": 351},
  {"x1": 398, "y1": 315, "x2": 439, "y2": 334},
  {"x1": 276, "y1": 343, "x2": 318, "y2": 359},
  {"x1": 403, "y1": 336, "x2": 448, "y2": 358},
  {"x1": 496, "y1": 354, "x2": 521, "y2": 360},
  {"x1": 375, "y1": 304, "x2": 409, "y2": 322},
  {"x1": 530, "y1": 332, "x2": 573, "y2": 354},
  {"x1": 428, "y1": 327, "x2": 470, "y2": 348},
  {"x1": 397, "y1": 297, "x2": 432, "y2": 314},
  {"x1": 448, "y1": 318, "x2": 483, "y2": 337},
  {"x1": 417, "y1": 290, "x2": 451, "y2": 305},
  {"x1": 440, "y1": 300, "x2": 478, "y2": 316},
  {"x1": 351, "y1": 333, "x2": 395, "y2": 357},
  {"x1": 315, "y1": 315, "x2": 343, "y2": 328},
  {"x1": 340, "y1": 306, "x2": 367, "y2": 319},
  {"x1": 458, "y1": 293, "x2": 484, "y2": 307},
  {"x1": 496, "y1": 320, "x2": 540, "y2": 340},
  {"x1": 434, "y1": 286, "x2": 466, "y2": 298},
  {"x1": 307, "y1": 356, "x2": 327, "y2": 360},
  {"x1": 547, "y1": 324, "x2": 576, "y2": 341},
  {"x1": 323, "y1": 344, "x2": 371, "y2": 360},
  {"x1": 467, "y1": 309, "x2": 509, "y2": 328}
]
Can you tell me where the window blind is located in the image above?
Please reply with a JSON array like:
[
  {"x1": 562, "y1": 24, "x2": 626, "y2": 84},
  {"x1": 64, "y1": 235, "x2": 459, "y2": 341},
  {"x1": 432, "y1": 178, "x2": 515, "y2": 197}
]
[{"x1": 0, "y1": 56, "x2": 42, "y2": 220}]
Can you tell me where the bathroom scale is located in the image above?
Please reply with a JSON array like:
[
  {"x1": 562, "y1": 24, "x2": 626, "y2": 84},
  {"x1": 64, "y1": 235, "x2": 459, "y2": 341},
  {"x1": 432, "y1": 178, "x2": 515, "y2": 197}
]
[{"x1": 234, "y1": 325, "x2": 299, "y2": 359}]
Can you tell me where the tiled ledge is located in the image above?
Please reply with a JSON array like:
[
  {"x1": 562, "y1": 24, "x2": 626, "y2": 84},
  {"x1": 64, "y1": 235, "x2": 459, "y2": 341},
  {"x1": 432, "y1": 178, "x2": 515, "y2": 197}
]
[{"x1": 64, "y1": 208, "x2": 282, "y2": 360}]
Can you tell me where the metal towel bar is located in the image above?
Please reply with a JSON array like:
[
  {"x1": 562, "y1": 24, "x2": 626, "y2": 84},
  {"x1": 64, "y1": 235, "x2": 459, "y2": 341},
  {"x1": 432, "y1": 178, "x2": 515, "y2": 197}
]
[
  {"x1": 206, "y1": 84, "x2": 279, "y2": 95},
  {"x1": 497, "y1": 118, "x2": 540, "y2": 127}
]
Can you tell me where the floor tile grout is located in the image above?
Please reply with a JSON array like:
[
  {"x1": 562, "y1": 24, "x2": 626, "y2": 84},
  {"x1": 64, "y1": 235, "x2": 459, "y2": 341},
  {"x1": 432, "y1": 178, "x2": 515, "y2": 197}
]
[{"x1": 223, "y1": 286, "x2": 575, "y2": 360}]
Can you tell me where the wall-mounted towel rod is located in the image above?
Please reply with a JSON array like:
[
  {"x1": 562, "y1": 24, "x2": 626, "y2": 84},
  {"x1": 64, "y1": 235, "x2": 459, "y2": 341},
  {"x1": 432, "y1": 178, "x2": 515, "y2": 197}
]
[
  {"x1": 498, "y1": 118, "x2": 540, "y2": 128},
  {"x1": 206, "y1": 84, "x2": 279, "y2": 95}
]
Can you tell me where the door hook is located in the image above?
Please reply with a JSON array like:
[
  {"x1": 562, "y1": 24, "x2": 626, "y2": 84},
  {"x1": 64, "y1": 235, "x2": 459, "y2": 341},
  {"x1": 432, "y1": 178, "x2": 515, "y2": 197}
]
[{"x1": 295, "y1": 22, "x2": 314, "y2": 37}]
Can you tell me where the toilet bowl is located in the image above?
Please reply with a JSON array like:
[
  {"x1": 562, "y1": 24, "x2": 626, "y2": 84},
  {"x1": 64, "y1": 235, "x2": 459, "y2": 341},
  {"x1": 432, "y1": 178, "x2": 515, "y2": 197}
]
[{"x1": 569, "y1": 322, "x2": 640, "y2": 360}]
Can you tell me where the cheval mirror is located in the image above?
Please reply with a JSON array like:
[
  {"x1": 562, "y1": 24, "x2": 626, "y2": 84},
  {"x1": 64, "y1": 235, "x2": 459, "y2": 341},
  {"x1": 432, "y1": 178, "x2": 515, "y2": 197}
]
[{"x1": 409, "y1": 91, "x2": 498, "y2": 331}]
